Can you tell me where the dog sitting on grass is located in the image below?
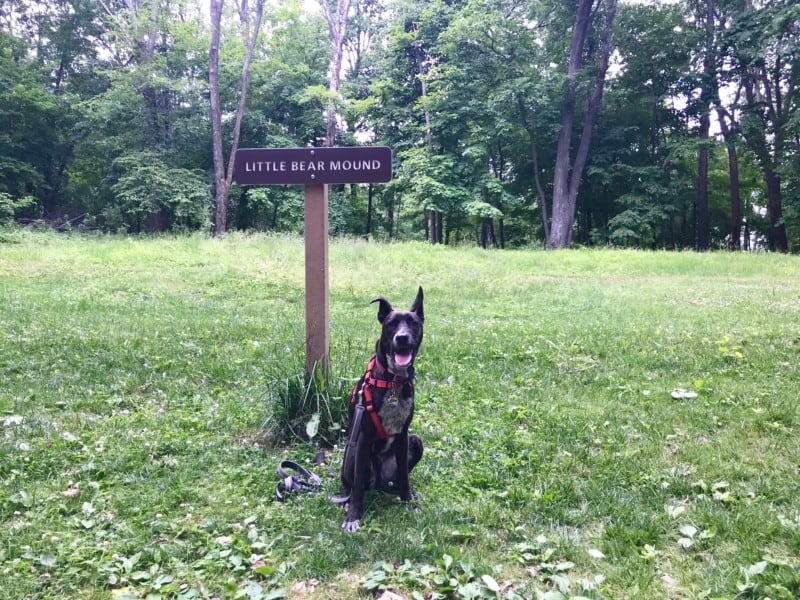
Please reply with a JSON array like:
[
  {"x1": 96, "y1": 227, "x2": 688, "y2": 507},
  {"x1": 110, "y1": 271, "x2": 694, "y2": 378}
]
[{"x1": 336, "y1": 287, "x2": 424, "y2": 533}]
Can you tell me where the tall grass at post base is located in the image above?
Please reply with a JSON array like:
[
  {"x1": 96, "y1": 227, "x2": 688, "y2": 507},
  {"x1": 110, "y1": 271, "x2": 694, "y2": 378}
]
[{"x1": 259, "y1": 361, "x2": 352, "y2": 448}]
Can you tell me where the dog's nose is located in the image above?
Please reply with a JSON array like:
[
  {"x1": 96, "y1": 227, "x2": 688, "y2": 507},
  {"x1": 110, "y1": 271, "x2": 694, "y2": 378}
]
[{"x1": 394, "y1": 333, "x2": 410, "y2": 346}]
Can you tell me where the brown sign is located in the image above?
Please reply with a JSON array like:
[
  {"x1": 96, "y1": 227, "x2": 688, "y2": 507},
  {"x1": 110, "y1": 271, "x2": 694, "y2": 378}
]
[{"x1": 234, "y1": 146, "x2": 392, "y2": 185}]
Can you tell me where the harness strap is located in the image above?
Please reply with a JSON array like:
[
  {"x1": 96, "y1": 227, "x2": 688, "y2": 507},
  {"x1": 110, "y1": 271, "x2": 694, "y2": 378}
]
[
  {"x1": 363, "y1": 385, "x2": 390, "y2": 440},
  {"x1": 350, "y1": 355, "x2": 411, "y2": 441}
]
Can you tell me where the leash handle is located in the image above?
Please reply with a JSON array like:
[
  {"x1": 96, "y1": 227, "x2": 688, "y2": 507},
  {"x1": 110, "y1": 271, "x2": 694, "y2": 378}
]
[{"x1": 275, "y1": 460, "x2": 322, "y2": 501}]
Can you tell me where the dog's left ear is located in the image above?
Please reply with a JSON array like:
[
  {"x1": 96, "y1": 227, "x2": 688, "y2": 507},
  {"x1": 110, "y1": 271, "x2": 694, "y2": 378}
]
[
  {"x1": 410, "y1": 286, "x2": 424, "y2": 322},
  {"x1": 371, "y1": 297, "x2": 393, "y2": 324}
]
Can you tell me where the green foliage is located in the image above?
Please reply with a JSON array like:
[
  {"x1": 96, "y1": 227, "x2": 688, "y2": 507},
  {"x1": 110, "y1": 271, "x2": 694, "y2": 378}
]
[
  {"x1": 234, "y1": 186, "x2": 305, "y2": 233},
  {"x1": 395, "y1": 149, "x2": 472, "y2": 226},
  {"x1": 1, "y1": 0, "x2": 799, "y2": 250},
  {"x1": 0, "y1": 31, "x2": 58, "y2": 201},
  {"x1": 0, "y1": 192, "x2": 37, "y2": 225},
  {"x1": 107, "y1": 152, "x2": 212, "y2": 233}
]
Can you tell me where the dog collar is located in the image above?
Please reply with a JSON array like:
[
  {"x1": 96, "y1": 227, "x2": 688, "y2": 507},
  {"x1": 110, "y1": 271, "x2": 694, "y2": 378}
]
[{"x1": 351, "y1": 355, "x2": 413, "y2": 440}]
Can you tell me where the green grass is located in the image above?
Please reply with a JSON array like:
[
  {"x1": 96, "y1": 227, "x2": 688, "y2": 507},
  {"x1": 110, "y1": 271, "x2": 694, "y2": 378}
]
[{"x1": 1, "y1": 231, "x2": 799, "y2": 599}]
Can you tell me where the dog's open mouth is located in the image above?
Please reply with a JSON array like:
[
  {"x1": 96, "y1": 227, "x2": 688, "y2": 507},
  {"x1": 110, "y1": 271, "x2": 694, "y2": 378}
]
[{"x1": 393, "y1": 351, "x2": 414, "y2": 367}]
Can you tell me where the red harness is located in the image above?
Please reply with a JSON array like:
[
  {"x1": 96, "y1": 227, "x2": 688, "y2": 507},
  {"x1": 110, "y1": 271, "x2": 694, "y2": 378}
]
[{"x1": 351, "y1": 355, "x2": 411, "y2": 440}]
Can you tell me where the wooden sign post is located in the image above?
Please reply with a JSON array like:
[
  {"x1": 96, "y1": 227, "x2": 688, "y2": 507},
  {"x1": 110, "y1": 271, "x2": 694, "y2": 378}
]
[
  {"x1": 303, "y1": 183, "x2": 329, "y2": 379},
  {"x1": 234, "y1": 146, "x2": 392, "y2": 382}
]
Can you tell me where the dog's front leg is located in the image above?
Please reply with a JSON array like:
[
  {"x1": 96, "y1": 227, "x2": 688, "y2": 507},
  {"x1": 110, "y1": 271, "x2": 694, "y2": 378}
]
[
  {"x1": 394, "y1": 431, "x2": 412, "y2": 503},
  {"x1": 342, "y1": 435, "x2": 369, "y2": 533}
]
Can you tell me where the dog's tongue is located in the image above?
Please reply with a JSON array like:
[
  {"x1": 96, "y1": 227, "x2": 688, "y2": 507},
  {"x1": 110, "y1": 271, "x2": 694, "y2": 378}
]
[{"x1": 394, "y1": 352, "x2": 413, "y2": 367}]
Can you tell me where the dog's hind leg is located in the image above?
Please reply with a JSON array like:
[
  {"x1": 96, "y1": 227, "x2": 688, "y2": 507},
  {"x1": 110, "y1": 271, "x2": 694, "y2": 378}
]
[
  {"x1": 392, "y1": 432, "x2": 412, "y2": 502},
  {"x1": 376, "y1": 433, "x2": 423, "y2": 494},
  {"x1": 408, "y1": 434, "x2": 423, "y2": 472}
]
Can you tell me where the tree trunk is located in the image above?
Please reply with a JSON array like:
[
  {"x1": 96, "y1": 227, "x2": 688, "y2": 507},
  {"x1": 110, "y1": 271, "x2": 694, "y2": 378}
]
[
  {"x1": 548, "y1": 0, "x2": 590, "y2": 249},
  {"x1": 696, "y1": 111, "x2": 711, "y2": 251},
  {"x1": 428, "y1": 209, "x2": 442, "y2": 245},
  {"x1": 741, "y1": 79, "x2": 789, "y2": 253},
  {"x1": 763, "y1": 167, "x2": 788, "y2": 252},
  {"x1": 209, "y1": 0, "x2": 227, "y2": 234},
  {"x1": 519, "y1": 99, "x2": 550, "y2": 243},
  {"x1": 366, "y1": 184, "x2": 373, "y2": 237},
  {"x1": 695, "y1": 0, "x2": 715, "y2": 251},
  {"x1": 548, "y1": 0, "x2": 616, "y2": 249},
  {"x1": 209, "y1": 0, "x2": 265, "y2": 236},
  {"x1": 411, "y1": 39, "x2": 443, "y2": 245},
  {"x1": 319, "y1": 0, "x2": 352, "y2": 147},
  {"x1": 716, "y1": 107, "x2": 742, "y2": 250}
]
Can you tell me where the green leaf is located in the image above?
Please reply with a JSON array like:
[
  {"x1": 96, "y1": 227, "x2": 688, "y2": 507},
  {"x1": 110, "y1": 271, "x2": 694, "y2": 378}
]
[
  {"x1": 38, "y1": 554, "x2": 57, "y2": 568},
  {"x1": 10, "y1": 490, "x2": 32, "y2": 508},
  {"x1": 253, "y1": 564, "x2": 275, "y2": 576},
  {"x1": 241, "y1": 580, "x2": 263, "y2": 599},
  {"x1": 745, "y1": 561, "x2": 768, "y2": 578},
  {"x1": 481, "y1": 574, "x2": 501, "y2": 592},
  {"x1": 442, "y1": 553, "x2": 453, "y2": 571},
  {"x1": 305, "y1": 412, "x2": 320, "y2": 439}
]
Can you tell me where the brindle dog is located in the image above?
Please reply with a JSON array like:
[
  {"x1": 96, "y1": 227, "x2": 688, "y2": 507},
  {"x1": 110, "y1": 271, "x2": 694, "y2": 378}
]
[{"x1": 339, "y1": 287, "x2": 424, "y2": 533}]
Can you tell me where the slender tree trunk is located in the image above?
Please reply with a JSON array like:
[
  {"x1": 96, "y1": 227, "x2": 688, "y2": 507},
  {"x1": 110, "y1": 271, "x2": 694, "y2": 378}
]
[
  {"x1": 695, "y1": 0, "x2": 715, "y2": 251},
  {"x1": 366, "y1": 184, "x2": 373, "y2": 237},
  {"x1": 548, "y1": 0, "x2": 616, "y2": 249},
  {"x1": 412, "y1": 40, "x2": 442, "y2": 245},
  {"x1": 209, "y1": 0, "x2": 227, "y2": 234},
  {"x1": 519, "y1": 100, "x2": 550, "y2": 242},
  {"x1": 763, "y1": 167, "x2": 787, "y2": 252},
  {"x1": 716, "y1": 107, "x2": 742, "y2": 250},
  {"x1": 696, "y1": 111, "x2": 711, "y2": 251},
  {"x1": 531, "y1": 136, "x2": 549, "y2": 242},
  {"x1": 428, "y1": 210, "x2": 441, "y2": 244},
  {"x1": 319, "y1": 0, "x2": 352, "y2": 147},
  {"x1": 743, "y1": 216, "x2": 750, "y2": 251},
  {"x1": 724, "y1": 133, "x2": 742, "y2": 251},
  {"x1": 209, "y1": 0, "x2": 265, "y2": 235}
]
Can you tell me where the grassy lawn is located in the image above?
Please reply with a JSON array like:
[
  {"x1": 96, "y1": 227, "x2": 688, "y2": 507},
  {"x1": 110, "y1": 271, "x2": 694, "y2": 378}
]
[{"x1": 1, "y1": 231, "x2": 798, "y2": 599}]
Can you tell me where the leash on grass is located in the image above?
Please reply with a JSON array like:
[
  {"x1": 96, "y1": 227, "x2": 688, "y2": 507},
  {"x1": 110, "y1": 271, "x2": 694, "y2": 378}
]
[
  {"x1": 275, "y1": 460, "x2": 323, "y2": 501},
  {"x1": 275, "y1": 418, "x2": 359, "y2": 504},
  {"x1": 275, "y1": 402, "x2": 365, "y2": 504}
]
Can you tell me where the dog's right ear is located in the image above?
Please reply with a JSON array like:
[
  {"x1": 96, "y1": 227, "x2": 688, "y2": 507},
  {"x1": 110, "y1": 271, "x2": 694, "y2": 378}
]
[
  {"x1": 410, "y1": 286, "x2": 424, "y2": 322},
  {"x1": 371, "y1": 297, "x2": 393, "y2": 324}
]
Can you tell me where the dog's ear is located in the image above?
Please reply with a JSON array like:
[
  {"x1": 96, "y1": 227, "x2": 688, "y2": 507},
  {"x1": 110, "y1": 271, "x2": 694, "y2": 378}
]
[
  {"x1": 410, "y1": 286, "x2": 424, "y2": 322},
  {"x1": 371, "y1": 297, "x2": 393, "y2": 324}
]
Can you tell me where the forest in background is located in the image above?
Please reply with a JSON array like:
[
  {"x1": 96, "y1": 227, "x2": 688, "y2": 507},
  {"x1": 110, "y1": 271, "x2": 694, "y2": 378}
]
[{"x1": 1, "y1": 0, "x2": 798, "y2": 251}]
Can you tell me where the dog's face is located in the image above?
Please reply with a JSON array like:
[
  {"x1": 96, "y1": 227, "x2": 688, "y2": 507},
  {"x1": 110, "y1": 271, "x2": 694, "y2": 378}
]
[{"x1": 371, "y1": 286, "x2": 424, "y2": 375}]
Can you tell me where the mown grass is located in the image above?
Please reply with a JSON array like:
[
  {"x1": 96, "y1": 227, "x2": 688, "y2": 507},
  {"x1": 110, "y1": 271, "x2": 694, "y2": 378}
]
[{"x1": 1, "y1": 231, "x2": 799, "y2": 599}]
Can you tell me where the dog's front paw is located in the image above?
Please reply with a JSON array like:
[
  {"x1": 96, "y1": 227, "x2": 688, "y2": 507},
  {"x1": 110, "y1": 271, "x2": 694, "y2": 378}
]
[{"x1": 342, "y1": 518, "x2": 361, "y2": 533}]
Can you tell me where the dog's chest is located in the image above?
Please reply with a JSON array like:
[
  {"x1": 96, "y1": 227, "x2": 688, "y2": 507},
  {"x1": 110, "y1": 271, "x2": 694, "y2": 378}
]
[{"x1": 377, "y1": 392, "x2": 413, "y2": 436}]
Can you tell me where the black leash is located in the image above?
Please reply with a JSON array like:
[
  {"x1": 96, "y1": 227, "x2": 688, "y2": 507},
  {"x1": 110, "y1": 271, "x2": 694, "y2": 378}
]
[
  {"x1": 275, "y1": 460, "x2": 322, "y2": 501},
  {"x1": 276, "y1": 402, "x2": 369, "y2": 504},
  {"x1": 327, "y1": 404, "x2": 365, "y2": 506}
]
